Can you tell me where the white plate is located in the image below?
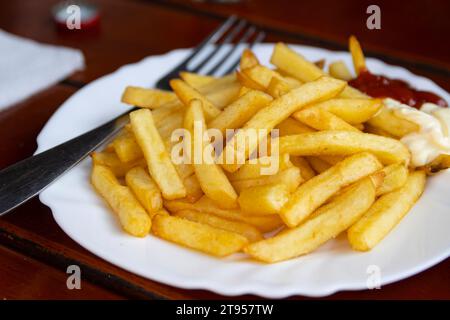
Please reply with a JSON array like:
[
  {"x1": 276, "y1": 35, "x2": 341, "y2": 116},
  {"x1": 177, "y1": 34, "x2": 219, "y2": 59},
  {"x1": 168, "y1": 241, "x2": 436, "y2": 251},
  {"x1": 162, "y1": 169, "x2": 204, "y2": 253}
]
[{"x1": 36, "y1": 44, "x2": 450, "y2": 298}]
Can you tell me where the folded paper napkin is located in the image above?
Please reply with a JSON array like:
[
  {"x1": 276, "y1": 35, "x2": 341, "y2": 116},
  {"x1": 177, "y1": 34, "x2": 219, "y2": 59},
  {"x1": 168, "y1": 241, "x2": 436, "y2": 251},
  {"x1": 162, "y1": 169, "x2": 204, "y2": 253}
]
[{"x1": 0, "y1": 29, "x2": 85, "y2": 111}]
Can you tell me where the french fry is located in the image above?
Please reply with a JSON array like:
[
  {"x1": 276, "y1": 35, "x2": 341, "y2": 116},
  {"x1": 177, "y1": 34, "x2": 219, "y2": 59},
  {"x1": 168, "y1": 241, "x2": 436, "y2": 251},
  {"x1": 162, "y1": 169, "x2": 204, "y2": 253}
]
[
  {"x1": 349, "y1": 35, "x2": 366, "y2": 75},
  {"x1": 318, "y1": 155, "x2": 344, "y2": 165},
  {"x1": 421, "y1": 154, "x2": 450, "y2": 174},
  {"x1": 185, "y1": 100, "x2": 238, "y2": 209},
  {"x1": 290, "y1": 156, "x2": 316, "y2": 181},
  {"x1": 203, "y1": 81, "x2": 241, "y2": 109},
  {"x1": 227, "y1": 153, "x2": 292, "y2": 181},
  {"x1": 208, "y1": 90, "x2": 273, "y2": 134},
  {"x1": 156, "y1": 110, "x2": 184, "y2": 139},
  {"x1": 367, "y1": 107, "x2": 419, "y2": 138},
  {"x1": 294, "y1": 107, "x2": 360, "y2": 132},
  {"x1": 152, "y1": 100, "x2": 185, "y2": 124},
  {"x1": 182, "y1": 174, "x2": 204, "y2": 203},
  {"x1": 275, "y1": 117, "x2": 315, "y2": 136},
  {"x1": 242, "y1": 65, "x2": 285, "y2": 89},
  {"x1": 112, "y1": 130, "x2": 143, "y2": 163},
  {"x1": 174, "y1": 210, "x2": 263, "y2": 242},
  {"x1": 240, "y1": 49, "x2": 260, "y2": 70},
  {"x1": 91, "y1": 165, "x2": 151, "y2": 237},
  {"x1": 164, "y1": 196, "x2": 284, "y2": 233},
  {"x1": 222, "y1": 76, "x2": 346, "y2": 172},
  {"x1": 376, "y1": 163, "x2": 409, "y2": 196},
  {"x1": 279, "y1": 131, "x2": 411, "y2": 165},
  {"x1": 130, "y1": 108, "x2": 186, "y2": 199},
  {"x1": 232, "y1": 167, "x2": 303, "y2": 193},
  {"x1": 236, "y1": 70, "x2": 266, "y2": 91},
  {"x1": 179, "y1": 72, "x2": 216, "y2": 88},
  {"x1": 170, "y1": 79, "x2": 220, "y2": 120},
  {"x1": 91, "y1": 151, "x2": 146, "y2": 177},
  {"x1": 266, "y1": 76, "x2": 295, "y2": 98},
  {"x1": 152, "y1": 215, "x2": 248, "y2": 257},
  {"x1": 280, "y1": 152, "x2": 382, "y2": 227},
  {"x1": 306, "y1": 156, "x2": 332, "y2": 173},
  {"x1": 125, "y1": 166, "x2": 163, "y2": 215},
  {"x1": 329, "y1": 60, "x2": 353, "y2": 81},
  {"x1": 245, "y1": 176, "x2": 376, "y2": 262},
  {"x1": 348, "y1": 170, "x2": 426, "y2": 251},
  {"x1": 309, "y1": 98, "x2": 382, "y2": 124},
  {"x1": 121, "y1": 86, "x2": 177, "y2": 108},
  {"x1": 238, "y1": 184, "x2": 289, "y2": 215}
]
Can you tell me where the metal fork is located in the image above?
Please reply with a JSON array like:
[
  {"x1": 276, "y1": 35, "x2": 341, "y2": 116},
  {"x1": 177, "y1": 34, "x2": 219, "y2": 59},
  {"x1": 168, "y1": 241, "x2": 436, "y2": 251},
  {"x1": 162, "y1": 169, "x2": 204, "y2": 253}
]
[{"x1": 0, "y1": 16, "x2": 265, "y2": 216}]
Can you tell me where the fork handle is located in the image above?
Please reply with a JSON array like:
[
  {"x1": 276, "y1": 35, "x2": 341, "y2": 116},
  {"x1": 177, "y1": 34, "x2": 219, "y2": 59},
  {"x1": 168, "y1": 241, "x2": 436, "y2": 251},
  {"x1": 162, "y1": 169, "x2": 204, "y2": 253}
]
[{"x1": 0, "y1": 108, "x2": 134, "y2": 216}]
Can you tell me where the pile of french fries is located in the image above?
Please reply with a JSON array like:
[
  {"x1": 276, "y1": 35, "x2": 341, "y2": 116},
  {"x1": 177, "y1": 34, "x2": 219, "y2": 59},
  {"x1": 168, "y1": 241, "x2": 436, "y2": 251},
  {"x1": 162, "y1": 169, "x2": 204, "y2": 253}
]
[{"x1": 90, "y1": 36, "x2": 446, "y2": 263}]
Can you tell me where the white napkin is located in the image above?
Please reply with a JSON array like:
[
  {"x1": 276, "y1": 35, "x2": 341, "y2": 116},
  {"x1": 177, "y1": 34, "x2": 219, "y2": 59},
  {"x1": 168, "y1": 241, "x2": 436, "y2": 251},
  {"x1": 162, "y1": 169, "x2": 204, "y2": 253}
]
[{"x1": 0, "y1": 29, "x2": 85, "y2": 111}]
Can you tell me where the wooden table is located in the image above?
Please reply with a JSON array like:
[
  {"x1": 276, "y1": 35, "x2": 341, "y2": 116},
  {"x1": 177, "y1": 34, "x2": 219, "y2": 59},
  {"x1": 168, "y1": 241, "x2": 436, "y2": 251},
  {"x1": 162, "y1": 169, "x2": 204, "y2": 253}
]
[{"x1": 1, "y1": 0, "x2": 449, "y2": 299}]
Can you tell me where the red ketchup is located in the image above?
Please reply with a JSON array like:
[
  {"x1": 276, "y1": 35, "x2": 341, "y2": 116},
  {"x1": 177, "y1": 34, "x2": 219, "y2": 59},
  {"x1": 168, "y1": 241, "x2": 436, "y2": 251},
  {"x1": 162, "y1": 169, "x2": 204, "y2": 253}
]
[{"x1": 349, "y1": 70, "x2": 448, "y2": 109}]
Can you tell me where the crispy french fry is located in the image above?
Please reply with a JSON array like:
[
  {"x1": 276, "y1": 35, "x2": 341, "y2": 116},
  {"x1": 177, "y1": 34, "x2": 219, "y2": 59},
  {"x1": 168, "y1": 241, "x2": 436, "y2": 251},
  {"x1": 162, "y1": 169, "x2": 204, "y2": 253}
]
[
  {"x1": 242, "y1": 65, "x2": 285, "y2": 89},
  {"x1": 121, "y1": 86, "x2": 177, "y2": 108},
  {"x1": 290, "y1": 156, "x2": 316, "y2": 180},
  {"x1": 306, "y1": 156, "x2": 332, "y2": 173},
  {"x1": 164, "y1": 196, "x2": 284, "y2": 233},
  {"x1": 421, "y1": 154, "x2": 450, "y2": 174},
  {"x1": 349, "y1": 35, "x2": 366, "y2": 75},
  {"x1": 236, "y1": 70, "x2": 266, "y2": 91},
  {"x1": 275, "y1": 117, "x2": 315, "y2": 136},
  {"x1": 152, "y1": 100, "x2": 185, "y2": 124},
  {"x1": 112, "y1": 130, "x2": 143, "y2": 163},
  {"x1": 203, "y1": 81, "x2": 241, "y2": 109},
  {"x1": 182, "y1": 174, "x2": 204, "y2": 203},
  {"x1": 245, "y1": 176, "x2": 376, "y2": 262},
  {"x1": 130, "y1": 109, "x2": 186, "y2": 199},
  {"x1": 279, "y1": 131, "x2": 411, "y2": 165},
  {"x1": 329, "y1": 60, "x2": 353, "y2": 81},
  {"x1": 348, "y1": 170, "x2": 426, "y2": 251},
  {"x1": 91, "y1": 165, "x2": 151, "y2": 237},
  {"x1": 227, "y1": 153, "x2": 292, "y2": 181},
  {"x1": 208, "y1": 90, "x2": 273, "y2": 134},
  {"x1": 266, "y1": 76, "x2": 295, "y2": 98},
  {"x1": 179, "y1": 72, "x2": 216, "y2": 88},
  {"x1": 280, "y1": 152, "x2": 382, "y2": 227},
  {"x1": 185, "y1": 100, "x2": 238, "y2": 209},
  {"x1": 91, "y1": 151, "x2": 146, "y2": 177},
  {"x1": 232, "y1": 167, "x2": 303, "y2": 193},
  {"x1": 125, "y1": 166, "x2": 163, "y2": 215},
  {"x1": 376, "y1": 163, "x2": 409, "y2": 196},
  {"x1": 152, "y1": 215, "x2": 248, "y2": 257},
  {"x1": 157, "y1": 110, "x2": 184, "y2": 140},
  {"x1": 174, "y1": 210, "x2": 263, "y2": 242},
  {"x1": 367, "y1": 107, "x2": 419, "y2": 138},
  {"x1": 170, "y1": 79, "x2": 220, "y2": 120},
  {"x1": 294, "y1": 107, "x2": 360, "y2": 132},
  {"x1": 318, "y1": 155, "x2": 344, "y2": 165},
  {"x1": 238, "y1": 184, "x2": 289, "y2": 215},
  {"x1": 240, "y1": 49, "x2": 260, "y2": 70},
  {"x1": 309, "y1": 98, "x2": 382, "y2": 124},
  {"x1": 222, "y1": 76, "x2": 346, "y2": 172}
]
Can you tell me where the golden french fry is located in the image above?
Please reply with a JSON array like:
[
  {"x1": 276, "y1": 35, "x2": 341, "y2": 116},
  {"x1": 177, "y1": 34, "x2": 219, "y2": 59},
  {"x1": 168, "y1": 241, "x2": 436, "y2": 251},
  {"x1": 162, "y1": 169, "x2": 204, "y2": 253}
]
[
  {"x1": 421, "y1": 154, "x2": 450, "y2": 174},
  {"x1": 202, "y1": 81, "x2": 241, "y2": 109},
  {"x1": 306, "y1": 156, "x2": 332, "y2": 173},
  {"x1": 182, "y1": 174, "x2": 204, "y2": 203},
  {"x1": 329, "y1": 60, "x2": 353, "y2": 81},
  {"x1": 130, "y1": 109, "x2": 186, "y2": 199},
  {"x1": 174, "y1": 210, "x2": 263, "y2": 242},
  {"x1": 222, "y1": 76, "x2": 346, "y2": 172},
  {"x1": 367, "y1": 107, "x2": 419, "y2": 138},
  {"x1": 156, "y1": 110, "x2": 184, "y2": 140},
  {"x1": 280, "y1": 152, "x2": 382, "y2": 227},
  {"x1": 240, "y1": 49, "x2": 260, "y2": 70},
  {"x1": 349, "y1": 35, "x2": 366, "y2": 75},
  {"x1": 266, "y1": 76, "x2": 296, "y2": 98},
  {"x1": 91, "y1": 151, "x2": 145, "y2": 177},
  {"x1": 125, "y1": 166, "x2": 163, "y2": 215},
  {"x1": 152, "y1": 215, "x2": 248, "y2": 257},
  {"x1": 245, "y1": 176, "x2": 376, "y2": 262},
  {"x1": 112, "y1": 130, "x2": 143, "y2": 163},
  {"x1": 227, "y1": 153, "x2": 292, "y2": 181},
  {"x1": 208, "y1": 90, "x2": 273, "y2": 134},
  {"x1": 290, "y1": 156, "x2": 316, "y2": 181},
  {"x1": 348, "y1": 170, "x2": 426, "y2": 251},
  {"x1": 91, "y1": 165, "x2": 151, "y2": 237},
  {"x1": 236, "y1": 70, "x2": 266, "y2": 91},
  {"x1": 164, "y1": 196, "x2": 284, "y2": 233},
  {"x1": 232, "y1": 167, "x2": 303, "y2": 193},
  {"x1": 170, "y1": 79, "x2": 220, "y2": 120},
  {"x1": 309, "y1": 98, "x2": 382, "y2": 124},
  {"x1": 242, "y1": 65, "x2": 285, "y2": 89},
  {"x1": 318, "y1": 155, "x2": 344, "y2": 165},
  {"x1": 185, "y1": 99, "x2": 238, "y2": 209},
  {"x1": 279, "y1": 131, "x2": 411, "y2": 165},
  {"x1": 376, "y1": 163, "x2": 409, "y2": 196},
  {"x1": 294, "y1": 107, "x2": 360, "y2": 132},
  {"x1": 275, "y1": 117, "x2": 315, "y2": 136},
  {"x1": 121, "y1": 86, "x2": 177, "y2": 109},
  {"x1": 179, "y1": 72, "x2": 216, "y2": 88},
  {"x1": 238, "y1": 184, "x2": 289, "y2": 215},
  {"x1": 152, "y1": 100, "x2": 185, "y2": 124}
]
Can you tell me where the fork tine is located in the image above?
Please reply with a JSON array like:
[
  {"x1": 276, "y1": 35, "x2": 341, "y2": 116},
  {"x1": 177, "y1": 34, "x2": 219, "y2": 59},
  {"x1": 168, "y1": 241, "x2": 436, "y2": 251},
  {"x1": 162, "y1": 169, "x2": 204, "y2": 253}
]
[
  {"x1": 190, "y1": 19, "x2": 247, "y2": 73},
  {"x1": 222, "y1": 30, "x2": 266, "y2": 75},
  {"x1": 207, "y1": 25, "x2": 257, "y2": 76}
]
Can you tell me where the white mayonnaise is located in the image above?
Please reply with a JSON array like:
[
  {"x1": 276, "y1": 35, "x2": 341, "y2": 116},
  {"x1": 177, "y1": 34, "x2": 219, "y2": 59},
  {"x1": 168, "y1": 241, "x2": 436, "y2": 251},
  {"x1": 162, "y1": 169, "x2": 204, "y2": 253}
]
[{"x1": 383, "y1": 98, "x2": 450, "y2": 167}]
